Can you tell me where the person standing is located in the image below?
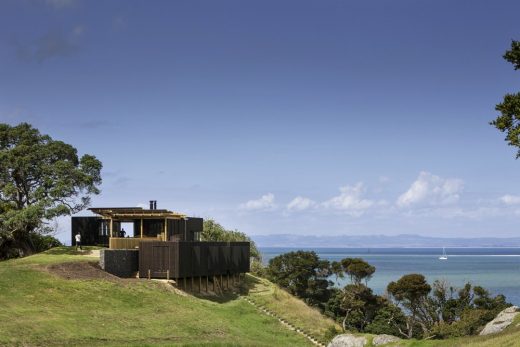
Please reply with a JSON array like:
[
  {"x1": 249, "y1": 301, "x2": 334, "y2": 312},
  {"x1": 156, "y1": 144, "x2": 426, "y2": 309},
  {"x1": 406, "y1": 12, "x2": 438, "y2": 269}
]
[{"x1": 75, "y1": 232, "x2": 82, "y2": 251}]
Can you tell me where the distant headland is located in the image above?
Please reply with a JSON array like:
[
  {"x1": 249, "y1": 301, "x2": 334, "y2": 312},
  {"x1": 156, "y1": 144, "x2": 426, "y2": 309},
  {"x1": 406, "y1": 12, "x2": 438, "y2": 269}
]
[{"x1": 252, "y1": 234, "x2": 520, "y2": 248}]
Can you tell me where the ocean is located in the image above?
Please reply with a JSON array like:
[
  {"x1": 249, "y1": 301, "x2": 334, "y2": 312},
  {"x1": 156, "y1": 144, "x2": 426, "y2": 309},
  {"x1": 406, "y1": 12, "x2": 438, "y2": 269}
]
[{"x1": 260, "y1": 247, "x2": 520, "y2": 306}]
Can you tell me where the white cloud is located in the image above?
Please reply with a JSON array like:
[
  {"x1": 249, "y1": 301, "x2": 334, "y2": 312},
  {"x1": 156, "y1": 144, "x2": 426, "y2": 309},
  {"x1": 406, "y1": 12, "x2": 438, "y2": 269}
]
[
  {"x1": 397, "y1": 172, "x2": 463, "y2": 208},
  {"x1": 239, "y1": 193, "x2": 276, "y2": 211},
  {"x1": 500, "y1": 195, "x2": 520, "y2": 205},
  {"x1": 287, "y1": 196, "x2": 316, "y2": 211},
  {"x1": 322, "y1": 183, "x2": 374, "y2": 215}
]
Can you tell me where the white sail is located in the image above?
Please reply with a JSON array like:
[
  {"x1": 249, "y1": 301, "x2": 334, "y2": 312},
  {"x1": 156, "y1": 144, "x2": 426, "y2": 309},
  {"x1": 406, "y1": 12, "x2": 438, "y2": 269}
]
[{"x1": 439, "y1": 247, "x2": 448, "y2": 260}]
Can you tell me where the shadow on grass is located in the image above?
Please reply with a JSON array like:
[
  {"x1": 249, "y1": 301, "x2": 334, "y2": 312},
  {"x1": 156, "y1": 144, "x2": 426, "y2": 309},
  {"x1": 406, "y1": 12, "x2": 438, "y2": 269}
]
[
  {"x1": 187, "y1": 277, "x2": 253, "y2": 303},
  {"x1": 44, "y1": 246, "x2": 102, "y2": 255}
]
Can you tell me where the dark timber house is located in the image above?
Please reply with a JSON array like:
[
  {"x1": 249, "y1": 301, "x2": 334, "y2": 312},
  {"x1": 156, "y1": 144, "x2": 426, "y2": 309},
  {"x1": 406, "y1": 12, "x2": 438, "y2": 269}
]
[{"x1": 71, "y1": 201, "x2": 250, "y2": 289}]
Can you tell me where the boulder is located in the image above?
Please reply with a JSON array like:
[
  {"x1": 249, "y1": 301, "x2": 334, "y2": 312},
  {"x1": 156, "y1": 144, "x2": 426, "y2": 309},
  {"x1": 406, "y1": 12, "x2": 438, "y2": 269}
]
[
  {"x1": 479, "y1": 306, "x2": 520, "y2": 335},
  {"x1": 327, "y1": 334, "x2": 367, "y2": 347},
  {"x1": 372, "y1": 334, "x2": 401, "y2": 346}
]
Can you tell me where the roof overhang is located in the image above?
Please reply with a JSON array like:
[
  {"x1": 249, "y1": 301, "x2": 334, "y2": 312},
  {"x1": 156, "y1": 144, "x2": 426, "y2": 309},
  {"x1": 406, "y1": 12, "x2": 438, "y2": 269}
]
[{"x1": 89, "y1": 207, "x2": 186, "y2": 219}]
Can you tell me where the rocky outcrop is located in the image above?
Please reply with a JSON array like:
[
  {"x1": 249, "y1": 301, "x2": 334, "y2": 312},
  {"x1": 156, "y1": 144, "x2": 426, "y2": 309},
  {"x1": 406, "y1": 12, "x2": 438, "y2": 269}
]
[
  {"x1": 372, "y1": 334, "x2": 401, "y2": 346},
  {"x1": 327, "y1": 334, "x2": 367, "y2": 347},
  {"x1": 479, "y1": 306, "x2": 520, "y2": 335}
]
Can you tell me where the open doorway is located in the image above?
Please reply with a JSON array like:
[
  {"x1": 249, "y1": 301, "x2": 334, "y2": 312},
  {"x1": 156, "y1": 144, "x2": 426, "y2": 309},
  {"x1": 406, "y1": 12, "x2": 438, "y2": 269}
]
[{"x1": 119, "y1": 222, "x2": 134, "y2": 238}]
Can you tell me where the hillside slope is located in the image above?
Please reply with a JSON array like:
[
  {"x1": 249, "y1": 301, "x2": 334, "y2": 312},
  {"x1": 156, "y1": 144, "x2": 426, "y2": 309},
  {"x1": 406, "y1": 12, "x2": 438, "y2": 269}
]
[
  {"x1": 0, "y1": 247, "x2": 332, "y2": 346},
  {"x1": 1, "y1": 247, "x2": 519, "y2": 347}
]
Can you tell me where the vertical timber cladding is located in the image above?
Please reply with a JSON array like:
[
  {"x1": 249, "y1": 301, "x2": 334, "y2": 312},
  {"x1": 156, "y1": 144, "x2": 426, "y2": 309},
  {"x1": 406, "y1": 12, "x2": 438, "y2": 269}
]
[
  {"x1": 138, "y1": 241, "x2": 250, "y2": 279},
  {"x1": 71, "y1": 216, "x2": 107, "y2": 246},
  {"x1": 167, "y1": 218, "x2": 203, "y2": 241},
  {"x1": 139, "y1": 241, "x2": 176, "y2": 278}
]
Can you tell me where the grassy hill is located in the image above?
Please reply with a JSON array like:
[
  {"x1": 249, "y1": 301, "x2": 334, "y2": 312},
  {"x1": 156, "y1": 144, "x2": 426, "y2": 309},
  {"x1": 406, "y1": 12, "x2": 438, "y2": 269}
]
[
  {"x1": 0, "y1": 247, "x2": 337, "y2": 346},
  {"x1": 1, "y1": 247, "x2": 519, "y2": 347}
]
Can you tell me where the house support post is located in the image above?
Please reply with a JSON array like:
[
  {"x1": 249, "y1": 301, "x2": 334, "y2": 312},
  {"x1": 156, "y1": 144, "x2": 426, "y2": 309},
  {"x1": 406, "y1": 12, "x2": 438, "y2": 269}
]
[{"x1": 164, "y1": 218, "x2": 167, "y2": 241}]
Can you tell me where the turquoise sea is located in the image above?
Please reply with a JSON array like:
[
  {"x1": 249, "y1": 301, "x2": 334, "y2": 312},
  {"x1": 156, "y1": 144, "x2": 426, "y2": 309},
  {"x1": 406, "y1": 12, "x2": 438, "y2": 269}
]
[{"x1": 260, "y1": 248, "x2": 520, "y2": 306}]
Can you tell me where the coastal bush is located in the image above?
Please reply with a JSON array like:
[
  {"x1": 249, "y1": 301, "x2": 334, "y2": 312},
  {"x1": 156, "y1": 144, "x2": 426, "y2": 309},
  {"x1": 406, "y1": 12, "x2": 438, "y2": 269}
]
[
  {"x1": 385, "y1": 275, "x2": 511, "y2": 339},
  {"x1": 338, "y1": 283, "x2": 382, "y2": 331},
  {"x1": 433, "y1": 309, "x2": 493, "y2": 338},
  {"x1": 30, "y1": 234, "x2": 62, "y2": 252},
  {"x1": 341, "y1": 258, "x2": 375, "y2": 285},
  {"x1": 265, "y1": 250, "x2": 332, "y2": 309},
  {"x1": 264, "y1": 250, "x2": 510, "y2": 341},
  {"x1": 387, "y1": 274, "x2": 433, "y2": 338},
  {"x1": 364, "y1": 303, "x2": 408, "y2": 337}
]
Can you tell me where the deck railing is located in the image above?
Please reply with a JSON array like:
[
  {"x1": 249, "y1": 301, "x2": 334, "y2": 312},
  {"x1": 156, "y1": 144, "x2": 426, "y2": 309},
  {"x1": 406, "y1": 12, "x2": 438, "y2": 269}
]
[{"x1": 109, "y1": 237, "x2": 160, "y2": 249}]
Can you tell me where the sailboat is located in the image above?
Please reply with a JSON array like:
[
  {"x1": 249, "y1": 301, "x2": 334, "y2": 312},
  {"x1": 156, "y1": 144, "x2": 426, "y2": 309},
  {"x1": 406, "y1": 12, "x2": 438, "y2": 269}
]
[{"x1": 439, "y1": 247, "x2": 448, "y2": 260}]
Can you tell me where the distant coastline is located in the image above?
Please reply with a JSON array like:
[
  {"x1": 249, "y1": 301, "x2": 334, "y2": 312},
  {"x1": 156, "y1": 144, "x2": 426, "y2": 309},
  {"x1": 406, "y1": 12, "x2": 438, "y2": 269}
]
[{"x1": 252, "y1": 233, "x2": 520, "y2": 248}]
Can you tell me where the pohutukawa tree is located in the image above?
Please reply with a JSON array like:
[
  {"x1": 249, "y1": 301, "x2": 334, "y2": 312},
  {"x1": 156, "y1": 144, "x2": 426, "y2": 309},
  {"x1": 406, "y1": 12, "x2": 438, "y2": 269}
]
[
  {"x1": 491, "y1": 40, "x2": 520, "y2": 156},
  {"x1": 0, "y1": 123, "x2": 102, "y2": 258}
]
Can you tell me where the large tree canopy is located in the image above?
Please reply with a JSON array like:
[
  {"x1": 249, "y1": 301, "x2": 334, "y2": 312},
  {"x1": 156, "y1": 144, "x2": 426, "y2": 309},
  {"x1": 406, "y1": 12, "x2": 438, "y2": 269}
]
[
  {"x1": 0, "y1": 123, "x2": 102, "y2": 258},
  {"x1": 491, "y1": 40, "x2": 520, "y2": 157}
]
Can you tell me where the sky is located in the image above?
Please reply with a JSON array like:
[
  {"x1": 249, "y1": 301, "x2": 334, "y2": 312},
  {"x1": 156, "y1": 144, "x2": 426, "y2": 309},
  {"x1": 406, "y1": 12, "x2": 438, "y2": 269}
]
[{"x1": 1, "y1": 0, "x2": 520, "y2": 243}]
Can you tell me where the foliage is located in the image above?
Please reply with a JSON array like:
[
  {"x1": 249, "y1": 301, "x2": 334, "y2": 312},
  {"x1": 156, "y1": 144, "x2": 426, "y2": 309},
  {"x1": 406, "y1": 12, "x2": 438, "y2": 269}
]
[
  {"x1": 331, "y1": 260, "x2": 344, "y2": 285},
  {"x1": 264, "y1": 251, "x2": 510, "y2": 342},
  {"x1": 365, "y1": 303, "x2": 408, "y2": 337},
  {"x1": 339, "y1": 283, "x2": 383, "y2": 331},
  {"x1": 386, "y1": 275, "x2": 510, "y2": 340},
  {"x1": 29, "y1": 234, "x2": 62, "y2": 253},
  {"x1": 202, "y1": 218, "x2": 261, "y2": 261},
  {"x1": 387, "y1": 274, "x2": 433, "y2": 338},
  {"x1": 324, "y1": 287, "x2": 343, "y2": 320},
  {"x1": 341, "y1": 257, "x2": 376, "y2": 285},
  {"x1": 0, "y1": 123, "x2": 102, "y2": 259},
  {"x1": 250, "y1": 258, "x2": 265, "y2": 277},
  {"x1": 432, "y1": 309, "x2": 495, "y2": 339},
  {"x1": 491, "y1": 40, "x2": 520, "y2": 157},
  {"x1": 265, "y1": 250, "x2": 332, "y2": 308}
]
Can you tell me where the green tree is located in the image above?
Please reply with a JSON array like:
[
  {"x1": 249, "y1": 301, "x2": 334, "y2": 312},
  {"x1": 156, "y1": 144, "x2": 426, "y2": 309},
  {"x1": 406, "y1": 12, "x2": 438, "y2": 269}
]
[
  {"x1": 0, "y1": 123, "x2": 102, "y2": 259},
  {"x1": 330, "y1": 260, "x2": 344, "y2": 285},
  {"x1": 339, "y1": 283, "x2": 381, "y2": 332},
  {"x1": 365, "y1": 303, "x2": 408, "y2": 337},
  {"x1": 341, "y1": 258, "x2": 375, "y2": 285},
  {"x1": 491, "y1": 40, "x2": 520, "y2": 157},
  {"x1": 266, "y1": 250, "x2": 331, "y2": 307},
  {"x1": 387, "y1": 274, "x2": 432, "y2": 338}
]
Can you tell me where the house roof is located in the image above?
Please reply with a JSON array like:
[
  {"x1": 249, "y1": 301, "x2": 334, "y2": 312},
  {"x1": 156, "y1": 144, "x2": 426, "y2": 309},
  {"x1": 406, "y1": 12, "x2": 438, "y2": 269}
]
[{"x1": 89, "y1": 207, "x2": 186, "y2": 219}]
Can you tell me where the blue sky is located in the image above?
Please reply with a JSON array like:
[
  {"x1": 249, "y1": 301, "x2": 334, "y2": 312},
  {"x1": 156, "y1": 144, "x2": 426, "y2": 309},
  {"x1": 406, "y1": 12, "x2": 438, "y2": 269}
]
[{"x1": 1, "y1": 0, "x2": 520, "y2": 242}]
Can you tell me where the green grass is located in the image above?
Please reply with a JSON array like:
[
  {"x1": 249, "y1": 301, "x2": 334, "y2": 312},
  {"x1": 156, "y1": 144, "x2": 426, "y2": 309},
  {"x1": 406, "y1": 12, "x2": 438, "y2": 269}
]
[
  {"x1": 244, "y1": 274, "x2": 340, "y2": 344},
  {"x1": 2, "y1": 247, "x2": 519, "y2": 347},
  {"x1": 0, "y1": 247, "x2": 312, "y2": 346}
]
